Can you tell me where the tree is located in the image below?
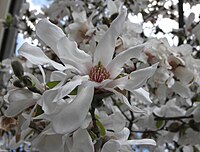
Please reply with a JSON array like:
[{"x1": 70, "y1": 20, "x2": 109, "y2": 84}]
[{"x1": 1, "y1": 0, "x2": 200, "y2": 151}]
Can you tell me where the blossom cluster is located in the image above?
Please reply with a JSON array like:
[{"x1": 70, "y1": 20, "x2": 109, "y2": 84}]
[{"x1": 1, "y1": 0, "x2": 200, "y2": 152}]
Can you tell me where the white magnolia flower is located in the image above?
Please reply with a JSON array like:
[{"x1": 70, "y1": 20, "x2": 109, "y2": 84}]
[{"x1": 19, "y1": 7, "x2": 158, "y2": 134}]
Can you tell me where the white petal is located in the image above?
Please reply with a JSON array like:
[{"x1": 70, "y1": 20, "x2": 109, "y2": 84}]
[
  {"x1": 94, "y1": 7, "x2": 127, "y2": 66},
  {"x1": 118, "y1": 63, "x2": 158, "y2": 90},
  {"x1": 71, "y1": 128, "x2": 94, "y2": 152},
  {"x1": 114, "y1": 127, "x2": 130, "y2": 141},
  {"x1": 50, "y1": 71, "x2": 67, "y2": 82},
  {"x1": 171, "y1": 82, "x2": 191, "y2": 98},
  {"x1": 50, "y1": 86, "x2": 94, "y2": 134},
  {"x1": 131, "y1": 88, "x2": 152, "y2": 103},
  {"x1": 121, "y1": 139, "x2": 156, "y2": 146},
  {"x1": 192, "y1": 104, "x2": 200, "y2": 122},
  {"x1": 36, "y1": 19, "x2": 65, "y2": 55},
  {"x1": 32, "y1": 133, "x2": 65, "y2": 152},
  {"x1": 101, "y1": 140, "x2": 120, "y2": 152},
  {"x1": 21, "y1": 104, "x2": 37, "y2": 130},
  {"x1": 4, "y1": 89, "x2": 37, "y2": 117},
  {"x1": 106, "y1": 88, "x2": 145, "y2": 113},
  {"x1": 107, "y1": 0, "x2": 118, "y2": 15},
  {"x1": 19, "y1": 42, "x2": 66, "y2": 71},
  {"x1": 57, "y1": 37, "x2": 92, "y2": 74},
  {"x1": 107, "y1": 44, "x2": 145, "y2": 78},
  {"x1": 102, "y1": 112, "x2": 126, "y2": 132}
]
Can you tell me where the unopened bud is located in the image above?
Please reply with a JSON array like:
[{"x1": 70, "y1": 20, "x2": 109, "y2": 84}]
[
  {"x1": 22, "y1": 75, "x2": 33, "y2": 87},
  {"x1": 13, "y1": 80, "x2": 24, "y2": 88},
  {"x1": 11, "y1": 60, "x2": 24, "y2": 79}
]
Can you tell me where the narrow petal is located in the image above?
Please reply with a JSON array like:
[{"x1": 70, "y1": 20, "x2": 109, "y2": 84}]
[
  {"x1": 4, "y1": 89, "x2": 38, "y2": 117},
  {"x1": 117, "y1": 63, "x2": 158, "y2": 90},
  {"x1": 19, "y1": 43, "x2": 67, "y2": 71},
  {"x1": 107, "y1": 44, "x2": 145, "y2": 78},
  {"x1": 121, "y1": 139, "x2": 156, "y2": 146},
  {"x1": 94, "y1": 7, "x2": 127, "y2": 66},
  {"x1": 57, "y1": 37, "x2": 92, "y2": 74},
  {"x1": 106, "y1": 88, "x2": 145, "y2": 113},
  {"x1": 50, "y1": 86, "x2": 94, "y2": 134},
  {"x1": 71, "y1": 128, "x2": 94, "y2": 152},
  {"x1": 36, "y1": 19, "x2": 65, "y2": 55}
]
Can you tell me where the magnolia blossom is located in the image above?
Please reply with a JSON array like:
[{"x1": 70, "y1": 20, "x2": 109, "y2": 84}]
[{"x1": 19, "y1": 7, "x2": 157, "y2": 136}]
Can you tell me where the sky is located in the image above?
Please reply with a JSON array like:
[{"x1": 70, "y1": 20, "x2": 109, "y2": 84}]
[{"x1": 15, "y1": 0, "x2": 52, "y2": 53}]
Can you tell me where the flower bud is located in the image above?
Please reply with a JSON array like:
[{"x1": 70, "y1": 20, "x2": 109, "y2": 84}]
[
  {"x1": 22, "y1": 75, "x2": 33, "y2": 87},
  {"x1": 11, "y1": 60, "x2": 24, "y2": 79},
  {"x1": 13, "y1": 80, "x2": 24, "y2": 88}
]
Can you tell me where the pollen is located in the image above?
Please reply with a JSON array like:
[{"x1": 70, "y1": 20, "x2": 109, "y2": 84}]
[{"x1": 89, "y1": 62, "x2": 110, "y2": 83}]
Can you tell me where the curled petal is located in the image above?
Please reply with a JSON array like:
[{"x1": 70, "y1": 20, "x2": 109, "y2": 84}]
[
  {"x1": 36, "y1": 19, "x2": 65, "y2": 55},
  {"x1": 42, "y1": 76, "x2": 89, "y2": 114},
  {"x1": 118, "y1": 63, "x2": 158, "y2": 90},
  {"x1": 19, "y1": 43, "x2": 67, "y2": 71}
]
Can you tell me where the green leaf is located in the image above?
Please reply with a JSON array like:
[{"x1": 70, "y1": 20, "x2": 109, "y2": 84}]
[
  {"x1": 193, "y1": 146, "x2": 199, "y2": 152},
  {"x1": 69, "y1": 87, "x2": 78, "y2": 95},
  {"x1": 34, "y1": 105, "x2": 44, "y2": 116},
  {"x1": 4, "y1": 13, "x2": 13, "y2": 27},
  {"x1": 156, "y1": 120, "x2": 164, "y2": 128},
  {"x1": 96, "y1": 119, "x2": 106, "y2": 137},
  {"x1": 46, "y1": 81, "x2": 60, "y2": 89},
  {"x1": 191, "y1": 93, "x2": 200, "y2": 103}
]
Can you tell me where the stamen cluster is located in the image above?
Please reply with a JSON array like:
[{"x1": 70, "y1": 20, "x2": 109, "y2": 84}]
[{"x1": 89, "y1": 62, "x2": 110, "y2": 83}]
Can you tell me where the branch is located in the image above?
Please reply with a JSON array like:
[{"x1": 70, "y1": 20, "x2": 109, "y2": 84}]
[{"x1": 178, "y1": 0, "x2": 184, "y2": 45}]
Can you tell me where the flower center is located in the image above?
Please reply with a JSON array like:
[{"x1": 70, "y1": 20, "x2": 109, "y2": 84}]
[{"x1": 89, "y1": 62, "x2": 110, "y2": 83}]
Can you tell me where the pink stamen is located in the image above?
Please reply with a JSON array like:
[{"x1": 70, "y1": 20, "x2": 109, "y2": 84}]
[{"x1": 89, "y1": 63, "x2": 110, "y2": 83}]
